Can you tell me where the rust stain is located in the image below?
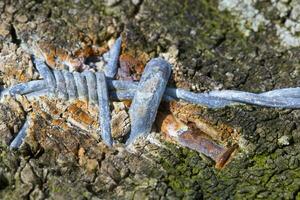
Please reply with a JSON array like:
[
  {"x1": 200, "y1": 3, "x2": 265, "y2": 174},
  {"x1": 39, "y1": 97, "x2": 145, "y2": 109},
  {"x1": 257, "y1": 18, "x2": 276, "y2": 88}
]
[
  {"x1": 3, "y1": 67, "x2": 31, "y2": 83},
  {"x1": 74, "y1": 46, "x2": 107, "y2": 58},
  {"x1": 119, "y1": 36, "x2": 150, "y2": 80},
  {"x1": 122, "y1": 100, "x2": 132, "y2": 108},
  {"x1": 118, "y1": 53, "x2": 145, "y2": 80},
  {"x1": 214, "y1": 144, "x2": 239, "y2": 169},
  {"x1": 156, "y1": 111, "x2": 238, "y2": 169},
  {"x1": 35, "y1": 41, "x2": 107, "y2": 71},
  {"x1": 77, "y1": 110, "x2": 95, "y2": 125},
  {"x1": 51, "y1": 119, "x2": 64, "y2": 126},
  {"x1": 7, "y1": 35, "x2": 240, "y2": 170},
  {"x1": 28, "y1": 109, "x2": 99, "y2": 155},
  {"x1": 168, "y1": 101, "x2": 240, "y2": 144},
  {"x1": 156, "y1": 112, "x2": 188, "y2": 142},
  {"x1": 65, "y1": 101, "x2": 97, "y2": 126}
]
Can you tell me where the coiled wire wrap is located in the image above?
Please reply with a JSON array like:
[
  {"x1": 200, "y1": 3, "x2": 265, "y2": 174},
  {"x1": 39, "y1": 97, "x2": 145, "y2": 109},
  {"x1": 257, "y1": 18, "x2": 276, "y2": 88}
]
[{"x1": 47, "y1": 67, "x2": 113, "y2": 146}]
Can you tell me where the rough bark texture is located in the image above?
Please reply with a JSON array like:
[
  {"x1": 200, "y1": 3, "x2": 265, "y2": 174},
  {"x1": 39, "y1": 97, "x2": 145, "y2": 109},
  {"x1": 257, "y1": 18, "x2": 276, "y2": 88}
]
[{"x1": 0, "y1": 0, "x2": 299, "y2": 199}]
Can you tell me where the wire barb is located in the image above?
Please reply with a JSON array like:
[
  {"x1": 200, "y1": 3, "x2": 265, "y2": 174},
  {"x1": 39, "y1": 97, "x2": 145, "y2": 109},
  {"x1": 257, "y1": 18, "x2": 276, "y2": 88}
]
[{"x1": 1, "y1": 36, "x2": 299, "y2": 150}]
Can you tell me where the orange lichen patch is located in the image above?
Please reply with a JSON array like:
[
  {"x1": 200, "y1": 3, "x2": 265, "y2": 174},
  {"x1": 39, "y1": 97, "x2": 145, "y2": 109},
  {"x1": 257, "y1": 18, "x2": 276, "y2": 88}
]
[
  {"x1": 78, "y1": 32, "x2": 98, "y2": 46},
  {"x1": 51, "y1": 118, "x2": 65, "y2": 126},
  {"x1": 217, "y1": 123, "x2": 240, "y2": 142},
  {"x1": 74, "y1": 46, "x2": 107, "y2": 58},
  {"x1": 34, "y1": 98, "x2": 63, "y2": 117},
  {"x1": 121, "y1": 35, "x2": 149, "y2": 58},
  {"x1": 24, "y1": 95, "x2": 130, "y2": 149},
  {"x1": 59, "y1": 122, "x2": 70, "y2": 131},
  {"x1": 120, "y1": 37, "x2": 150, "y2": 78},
  {"x1": 29, "y1": 98, "x2": 98, "y2": 132},
  {"x1": 122, "y1": 100, "x2": 132, "y2": 108},
  {"x1": 2, "y1": 67, "x2": 32, "y2": 83},
  {"x1": 35, "y1": 42, "x2": 58, "y2": 67},
  {"x1": 17, "y1": 71, "x2": 30, "y2": 82},
  {"x1": 27, "y1": 109, "x2": 100, "y2": 155},
  {"x1": 40, "y1": 43, "x2": 82, "y2": 70},
  {"x1": 35, "y1": 41, "x2": 106, "y2": 71},
  {"x1": 77, "y1": 111, "x2": 95, "y2": 125},
  {"x1": 118, "y1": 53, "x2": 145, "y2": 80},
  {"x1": 64, "y1": 101, "x2": 98, "y2": 127},
  {"x1": 120, "y1": 54, "x2": 143, "y2": 71},
  {"x1": 55, "y1": 48, "x2": 82, "y2": 69},
  {"x1": 0, "y1": 43, "x2": 36, "y2": 85},
  {"x1": 67, "y1": 100, "x2": 88, "y2": 111}
]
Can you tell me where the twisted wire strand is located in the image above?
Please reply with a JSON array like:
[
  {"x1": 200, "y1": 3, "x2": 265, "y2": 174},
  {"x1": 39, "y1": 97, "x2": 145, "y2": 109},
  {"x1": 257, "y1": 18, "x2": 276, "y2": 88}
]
[
  {"x1": 0, "y1": 80, "x2": 47, "y2": 99},
  {"x1": 2, "y1": 69, "x2": 300, "y2": 109},
  {"x1": 106, "y1": 81, "x2": 300, "y2": 109},
  {"x1": 261, "y1": 88, "x2": 300, "y2": 98},
  {"x1": 9, "y1": 118, "x2": 29, "y2": 149},
  {"x1": 208, "y1": 90, "x2": 300, "y2": 108},
  {"x1": 11, "y1": 74, "x2": 298, "y2": 109}
]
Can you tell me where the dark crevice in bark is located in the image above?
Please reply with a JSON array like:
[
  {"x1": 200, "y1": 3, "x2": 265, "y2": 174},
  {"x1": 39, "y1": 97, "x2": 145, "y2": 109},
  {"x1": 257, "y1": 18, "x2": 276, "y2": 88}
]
[
  {"x1": 9, "y1": 24, "x2": 21, "y2": 46},
  {"x1": 130, "y1": 0, "x2": 144, "y2": 18}
]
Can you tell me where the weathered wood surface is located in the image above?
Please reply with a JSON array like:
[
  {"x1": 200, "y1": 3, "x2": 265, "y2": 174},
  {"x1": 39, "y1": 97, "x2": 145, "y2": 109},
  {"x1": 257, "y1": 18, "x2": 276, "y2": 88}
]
[{"x1": 0, "y1": 0, "x2": 299, "y2": 199}]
